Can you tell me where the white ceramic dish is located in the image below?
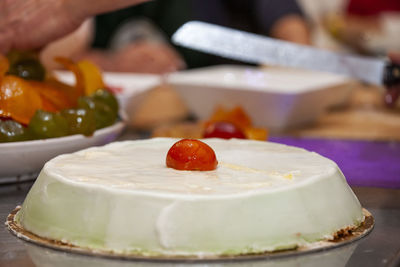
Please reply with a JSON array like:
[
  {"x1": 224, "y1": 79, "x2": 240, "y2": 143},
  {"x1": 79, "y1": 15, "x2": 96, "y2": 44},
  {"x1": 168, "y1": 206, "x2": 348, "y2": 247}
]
[
  {"x1": 168, "y1": 65, "x2": 354, "y2": 131},
  {"x1": 0, "y1": 122, "x2": 125, "y2": 177}
]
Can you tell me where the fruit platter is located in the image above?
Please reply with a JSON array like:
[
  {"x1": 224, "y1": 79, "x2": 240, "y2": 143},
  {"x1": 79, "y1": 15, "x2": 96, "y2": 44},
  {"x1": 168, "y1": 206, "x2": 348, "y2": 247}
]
[{"x1": 0, "y1": 52, "x2": 125, "y2": 177}]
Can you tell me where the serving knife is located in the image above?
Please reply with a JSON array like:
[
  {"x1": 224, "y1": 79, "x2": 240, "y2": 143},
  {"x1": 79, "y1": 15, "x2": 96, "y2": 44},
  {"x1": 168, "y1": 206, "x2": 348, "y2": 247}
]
[{"x1": 172, "y1": 21, "x2": 400, "y2": 87}]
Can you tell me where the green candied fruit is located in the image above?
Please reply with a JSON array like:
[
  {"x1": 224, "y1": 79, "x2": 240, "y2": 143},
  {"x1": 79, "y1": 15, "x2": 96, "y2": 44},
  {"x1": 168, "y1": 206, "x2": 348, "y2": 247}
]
[
  {"x1": 78, "y1": 96, "x2": 117, "y2": 130},
  {"x1": 91, "y1": 89, "x2": 119, "y2": 115},
  {"x1": 28, "y1": 110, "x2": 69, "y2": 139},
  {"x1": 7, "y1": 59, "x2": 46, "y2": 81},
  {"x1": 0, "y1": 120, "x2": 31, "y2": 142},
  {"x1": 61, "y1": 108, "x2": 96, "y2": 136},
  {"x1": 6, "y1": 51, "x2": 45, "y2": 81}
]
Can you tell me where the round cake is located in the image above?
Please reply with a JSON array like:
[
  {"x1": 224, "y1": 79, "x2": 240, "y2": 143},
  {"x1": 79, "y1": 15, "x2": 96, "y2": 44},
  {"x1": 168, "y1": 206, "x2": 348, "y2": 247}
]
[{"x1": 16, "y1": 138, "x2": 365, "y2": 257}]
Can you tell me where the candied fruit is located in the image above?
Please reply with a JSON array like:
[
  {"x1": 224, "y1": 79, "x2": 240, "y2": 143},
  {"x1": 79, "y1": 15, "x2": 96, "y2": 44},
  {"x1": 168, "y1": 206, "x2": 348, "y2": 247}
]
[{"x1": 166, "y1": 139, "x2": 218, "y2": 171}]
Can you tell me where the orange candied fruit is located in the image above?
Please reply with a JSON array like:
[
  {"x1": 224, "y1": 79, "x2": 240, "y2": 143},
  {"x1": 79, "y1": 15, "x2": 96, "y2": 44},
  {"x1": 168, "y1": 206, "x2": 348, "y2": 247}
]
[
  {"x1": 0, "y1": 75, "x2": 43, "y2": 124},
  {"x1": 208, "y1": 106, "x2": 252, "y2": 130},
  {"x1": 244, "y1": 127, "x2": 268, "y2": 141},
  {"x1": 204, "y1": 106, "x2": 268, "y2": 141}
]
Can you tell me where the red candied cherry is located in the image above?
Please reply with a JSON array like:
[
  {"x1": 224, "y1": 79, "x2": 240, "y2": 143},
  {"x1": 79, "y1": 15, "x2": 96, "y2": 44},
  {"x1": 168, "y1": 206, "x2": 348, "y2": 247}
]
[
  {"x1": 203, "y1": 121, "x2": 246, "y2": 139},
  {"x1": 166, "y1": 139, "x2": 218, "y2": 171}
]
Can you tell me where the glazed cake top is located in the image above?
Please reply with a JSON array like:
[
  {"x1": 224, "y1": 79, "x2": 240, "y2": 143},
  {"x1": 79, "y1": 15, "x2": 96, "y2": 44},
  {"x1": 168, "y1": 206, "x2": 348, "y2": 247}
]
[{"x1": 45, "y1": 138, "x2": 339, "y2": 196}]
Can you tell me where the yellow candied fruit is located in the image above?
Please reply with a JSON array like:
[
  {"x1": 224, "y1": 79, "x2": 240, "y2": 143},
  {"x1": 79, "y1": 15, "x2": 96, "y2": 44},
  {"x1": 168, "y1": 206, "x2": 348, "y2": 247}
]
[{"x1": 77, "y1": 60, "x2": 106, "y2": 95}]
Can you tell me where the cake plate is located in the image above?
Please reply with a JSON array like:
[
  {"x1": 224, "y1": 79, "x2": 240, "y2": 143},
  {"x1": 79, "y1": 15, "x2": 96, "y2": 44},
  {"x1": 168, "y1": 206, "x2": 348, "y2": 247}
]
[{"x1": 6, "y1": 206, "x2": 374, "y2": 262}]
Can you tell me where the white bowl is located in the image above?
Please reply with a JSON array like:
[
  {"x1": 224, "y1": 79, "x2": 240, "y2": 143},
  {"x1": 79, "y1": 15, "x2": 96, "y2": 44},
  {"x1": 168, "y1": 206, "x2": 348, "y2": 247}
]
[
  {"x1": 168, "y1": 65, "x2": 354, "y2": 131},
  {"x1": 0, "y1": 122, "x2": 125, "y2": 177}
]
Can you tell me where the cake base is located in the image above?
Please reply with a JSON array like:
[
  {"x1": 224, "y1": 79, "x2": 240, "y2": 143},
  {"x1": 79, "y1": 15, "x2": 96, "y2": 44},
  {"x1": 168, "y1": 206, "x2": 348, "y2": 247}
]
[{"x1": 6, "y1": 206, "x2": 374, "y2": 262}]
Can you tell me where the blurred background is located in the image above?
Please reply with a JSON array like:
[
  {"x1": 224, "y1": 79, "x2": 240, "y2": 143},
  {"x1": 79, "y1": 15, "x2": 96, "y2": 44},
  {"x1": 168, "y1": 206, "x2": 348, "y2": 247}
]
[
  {"x1": 37, "y1": 0, "x2": 400, "y2": 140},
  {"x1": 41, "y1": 0, "x2": 400, "y2": 72}
]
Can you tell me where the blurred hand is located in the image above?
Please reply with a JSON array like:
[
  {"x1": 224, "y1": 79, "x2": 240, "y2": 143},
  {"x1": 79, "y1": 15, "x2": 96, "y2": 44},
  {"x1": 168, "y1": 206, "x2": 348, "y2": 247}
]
[
  {"x1": 81, "y1": 41, "x2": 186, "y2": 74},
  {"x1": 40, "y1": 19, "x2": 94, "y2": 70},
  {"x1": 113, "y1": 42, "x2": 186, "y2": 73},
  {"x1": 0, "y1": 0, "x2": 84, "y2": 53},
  {"x1": 0, "y1": 0, "x2": 148, "y2": 53},
  {"x1": 270, "y1": 15, "x2": 311, "y2": 45}
]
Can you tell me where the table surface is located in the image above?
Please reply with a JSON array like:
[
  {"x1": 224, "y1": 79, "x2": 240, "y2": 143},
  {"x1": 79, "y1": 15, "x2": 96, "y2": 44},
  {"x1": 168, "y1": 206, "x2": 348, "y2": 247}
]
[{"x1": 286, "y1": 84, "x2": 400, "y2": 141}]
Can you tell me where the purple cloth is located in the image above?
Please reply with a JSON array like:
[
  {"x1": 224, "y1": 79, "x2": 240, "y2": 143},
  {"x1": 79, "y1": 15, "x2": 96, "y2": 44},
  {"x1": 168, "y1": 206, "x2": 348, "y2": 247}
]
[{"x1": 269, "y1": 137, "x2": 400, "y2": 189}]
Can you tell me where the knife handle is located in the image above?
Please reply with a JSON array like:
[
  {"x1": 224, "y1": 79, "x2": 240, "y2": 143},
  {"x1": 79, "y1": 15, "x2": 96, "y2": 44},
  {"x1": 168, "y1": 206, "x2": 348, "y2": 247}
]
[{"x1": 384, "y1": 62, "x2": 400, "y2": 87}]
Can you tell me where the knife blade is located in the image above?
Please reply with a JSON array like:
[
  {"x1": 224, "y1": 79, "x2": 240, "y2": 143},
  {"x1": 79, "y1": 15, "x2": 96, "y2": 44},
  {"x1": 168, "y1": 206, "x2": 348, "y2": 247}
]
[{"x1": 172, "y1": 21, "x2": 400, "y2": 87}]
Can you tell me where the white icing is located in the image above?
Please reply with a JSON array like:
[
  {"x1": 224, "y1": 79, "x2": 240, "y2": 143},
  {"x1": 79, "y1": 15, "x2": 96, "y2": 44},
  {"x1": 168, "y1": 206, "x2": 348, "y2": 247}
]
[
  {"x1": 45, "y1": 138, "x2": 336, "y2": 195},
  {"x1": 156, "y1": 200, "x2": 180, "y2": 249}
]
